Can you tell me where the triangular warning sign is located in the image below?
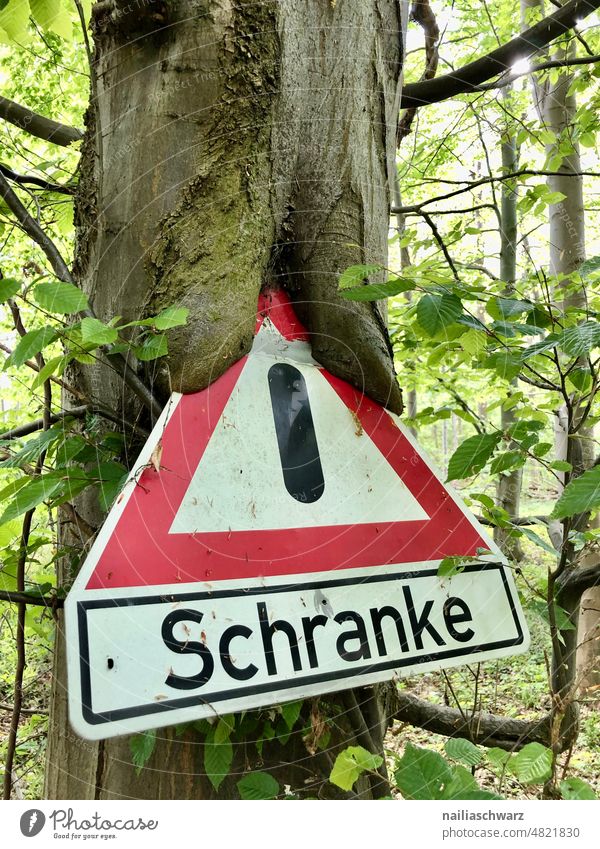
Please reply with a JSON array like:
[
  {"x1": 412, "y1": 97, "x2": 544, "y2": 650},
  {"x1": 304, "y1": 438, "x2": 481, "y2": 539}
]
[
  {"x1": 82, "y1": 289, "x2": 490, "y2": 591},
  {"x1": 66, "y1": 288, "x2": 529, "y2": 741}
]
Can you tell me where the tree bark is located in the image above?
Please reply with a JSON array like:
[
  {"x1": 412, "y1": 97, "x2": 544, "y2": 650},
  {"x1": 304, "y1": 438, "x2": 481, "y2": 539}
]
[
  {"x1": 540, "y1": 9, "x2": 591, "y2": 738},
  {"x1": 45, "y1": 0, "x2": 407, "y2": 799},
  {"x1": 495, "y1": 99, "x2": 524, "y2": 561}
]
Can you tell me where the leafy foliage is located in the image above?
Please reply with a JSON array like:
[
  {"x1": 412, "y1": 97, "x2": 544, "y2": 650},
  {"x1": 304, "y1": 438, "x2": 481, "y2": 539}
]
[
  {"x1": 237, "y1": 772, "x2": 280, "y2": 800},
  {"x1": 130, "y1": 731, "x2": 157, "y2": 774},
  {"x1": 329, "y1": 745, "x2": 383, "y2": 791}
]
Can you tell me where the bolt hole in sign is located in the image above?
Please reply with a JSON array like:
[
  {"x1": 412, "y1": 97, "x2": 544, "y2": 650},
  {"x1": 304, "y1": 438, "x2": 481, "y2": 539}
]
[{"x1": 66, "y1": 289, "x2": 529, "y2": 739}]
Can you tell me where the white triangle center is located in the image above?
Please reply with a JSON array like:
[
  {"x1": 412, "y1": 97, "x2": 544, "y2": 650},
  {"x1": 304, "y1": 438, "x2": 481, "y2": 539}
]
[{"x1": 169, "y1": 326, "x2": 428, "y2": 534}]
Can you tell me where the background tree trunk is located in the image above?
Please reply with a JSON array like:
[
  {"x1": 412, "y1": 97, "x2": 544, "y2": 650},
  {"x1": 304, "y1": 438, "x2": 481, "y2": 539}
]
[
  {"x1": 495, "y1": 95, "x2": 524, "y2": 561},
  {"x1": 45, "y1": 0, "x2": 407, "y2": 799},
  {"x1": 542, "y1": 17, "x2": 596, "y2": 725}
]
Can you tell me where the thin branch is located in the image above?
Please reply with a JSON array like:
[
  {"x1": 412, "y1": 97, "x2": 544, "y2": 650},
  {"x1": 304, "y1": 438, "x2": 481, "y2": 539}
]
[
  {"x1": 392, "y1": 692, "x2": 557, "y2": 751},
  {"x1": 0, "y1": 95, "x2": 83, "y2": 147},
  {"x1": 0, "y1": 405, "x2": 150, "y2": 441},
  {"x1": 400, "y1": 0, "x2": 600, "y2": 108},
  {"x1": 0, "y1": 171, "x2": 73, "y2": 282},
  {"x1": 0, "y1": 702, "x2": 47, "y2": 717},
  {"x1": 398, "y1": 0, "x2": 440, "y2": 144},
  {"x1": 0, "y1": 170, "x2": 162, "y2": 420},
  {"x1": 391, "y1": 170, "x2": 600, "y2": 215},
  {"x1": 3, "y1": 323, "x2": 51, "y2": 801},
  {"x1": 0, "y1": 590, "x2": 63, "y2": 609},
  {"x1": 475, "y1": 53, "x2": 600, "y2": 91},
  {"x1": 420, "y1": 209, "x2": 460, "y2": 281},
  {"x1": 435, "y1": 377, "x2": 484, "y2": 434},
  {"x1": 405, "y1": 203, "x2": 497, "y2": 216},
  {"x1": 459, "y1": 262, "x2": 500, "y2": 281},
  {"x1": 0, "y1": 163, "x2": 76, "y2": 195},
  {"x1": 0, "y1": 341, "x2": 84, "y2": 399},
  {"x1": 477, "y1": 514, "x2": 551, "y2": 527}
]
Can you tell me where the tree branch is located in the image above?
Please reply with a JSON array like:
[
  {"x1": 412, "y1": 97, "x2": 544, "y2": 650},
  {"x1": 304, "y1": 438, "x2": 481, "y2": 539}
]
[
  {"x1": 475, "y1": 53, "x2": 600, "y2": 91},
  {"x1": 0, "y1": 170, "x2": 162, "y2": 420},
  {"x1": 420, "y1": 209, "x2": 460, "y2": 281},
  {"x1": 0, "y1": 590, "x2": 63, "y2": 609},
  {"x1": 0, "y1": 163, "x2": 76, "y2": 195},
  {"x1": 400, "y1": 0, "x2": 600, "y2": 108},
  {"x1": 0, "y1": 702, "x2": 47, "y2": 717},
  {"x1": 0, "y1": 405, "x2": 150, "y2": 442},
  {"x1": 398, "y1": 0, "x2": 440, "y2": 144},
  {"x1": 0, "y1": 95, "x2": 83, "y2": 147},
  {"x1": 391, "y1": 170, "x2": 600, "y2": 215},
  {"x1": 2, "y1": 340, "x2": 51, "y2": 801},
  {"x1": 0, "y1": 341, "x2": 84, "y2": 400},
  {"x1": 392, "y1": 692, "x2": 557, "y2": 751}
]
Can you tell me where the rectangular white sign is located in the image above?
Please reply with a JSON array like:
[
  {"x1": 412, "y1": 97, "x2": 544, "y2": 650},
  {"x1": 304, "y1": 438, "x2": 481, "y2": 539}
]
[{"x1": 70, "y1": 563, "x2": 526, "y2": 738}]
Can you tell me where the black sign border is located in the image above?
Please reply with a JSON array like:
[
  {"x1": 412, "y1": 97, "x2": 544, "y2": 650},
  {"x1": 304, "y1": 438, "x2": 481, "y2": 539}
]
[{"x1": 77, "y1": 563, "x2": 524, "y2": 725}]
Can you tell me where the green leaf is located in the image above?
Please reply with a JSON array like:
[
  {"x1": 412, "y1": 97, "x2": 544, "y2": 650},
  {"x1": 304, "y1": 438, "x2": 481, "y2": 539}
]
[
  {"x1": 551, "y1": 466, "x2": 600, "y2": 519},
  {"x1": 485, "y1": 351, "x2": 522, "y2": 381},
  {"x1": 134, "y1": 334, "x2": 168, "y2": 361},
  {"x1": 486, "y1": 747, "x2": 512, "y2": 771},
  {"x1": 0, "y1": 428, "x2": 62, "y2": 469},
  {"x1": 34, "y1": 281, "x2": 89, "y2": 314},
  {"x1": 280, "y1": 700, "x2": 303, "y2": 730},
  {"x1": 152, "y1": 306, "x2": 190, "y2": 330},
  {"x1": 30, "y1": 0, "x2": 72, "y2": 39},
  {"x1": 214, "y1": 715, "x2": 235, "y2": 744},
  {"x1": 460, "y1": 329, "x2": 487, "y2": 356},
  {"x1": 441, "y1": 765, "x2": 501, "y2": 800},
  {"x1": 417, "y1": 293, "x2": 463, "y2": 336},
  {"x1": 488, "y1": 297, "x2": 534, "y2": 320},
  {"x1": 130, "y1": 730, "x2": 156, "y2": 774},
  {"x1": 330, "y1": 745, "x2": 383, "y2": 791},
  {"x1": 444, "y1": 737, "x2": 482, "y2": 767},
  {"x1": 550, "y1": 460, "x2": 572, "y2": 472},
  {"x1": 3, "y1": 326, "x2": 57, "y2": 370},
  {"x1": 529, "y1": 598, "x2": 576, "y2": 633},
  {"x1": 516, "y1": 526, "x2": 558, "y2": 557},
  {"x1": 341, "y1": 277, "x2": 415, "y2": 301},
  {"x1": 0, "y1": 474, "x2": 63, "y2": 525},
  {"x1": 509, "y1": 742, "x2": 552, "y2": 785},
  {"x1": 394, "y1": 743, "x2": 453, "y2": 800},
  {"x1": 81, "y1": 317, "x2": 118, "y2": 346},
  {"x1": 237, "y1": 772, "x2": 280, "y2": 800},
  {"x1": 338, "y1": 264, "x2": 381, "y2": 289},
  {"x1": 520, "y1": 335, "x2": 560, "y2": 360},
  {"x1": 437, "y1": 556, "x2": 469, "y2": 579},
  {"x1": 0, "y1": 0, "x2": 31, "y2": 43},
  {"x1": 579, "y1": 255, "x2": 600, "y2": 279},
  {"x1": 95, "y1": 462, "x2": 127, "y2": 512},
  {"x1": 559, "y1": 322, "x2": 600, "y2": 358},
  {"x1": 0, "y1": 277, "x2": 20, "y2": 301},
  {"x1": 446, "y1": 433, "x2": 501, "y2": 481},
  {"x1": 560, "y1": 777, "x2": 597, "y2": 800},
  {"x1": 0, "y1": 519, "x2": 22, "y2": 549},
  {"x1": 509, "y1": 419, "x2": 545, "y2": 441},
  {"x1": 568, "y1": 367, "x2": 592, "y2": 393},
  {"x1": 204, "y1": 737, "x2": 233, "y2": 790},
  {"x1": 31, "y1": 355, "x2": 64, "y2": 390},
  {"x1": 489, "y1": 450, "x2": 525, "y2": 475}
]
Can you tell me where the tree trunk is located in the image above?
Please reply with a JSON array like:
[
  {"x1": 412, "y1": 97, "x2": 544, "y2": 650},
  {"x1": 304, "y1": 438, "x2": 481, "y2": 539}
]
[
  {"x1": 495, "y1": 100, "x2": 524, "y2": 561},
  {"x1": 45, "y1": 0, "x2": 407, "y2": 799},
  {"x1": 541, "y1": 16, "x2": 592, "y2": 732}
]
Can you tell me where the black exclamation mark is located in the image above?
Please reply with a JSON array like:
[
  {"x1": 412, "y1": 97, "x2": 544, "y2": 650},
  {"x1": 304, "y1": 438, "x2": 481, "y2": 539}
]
[{"x1": 268, "y1": 363, "x2": 325, "y2": 504}]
